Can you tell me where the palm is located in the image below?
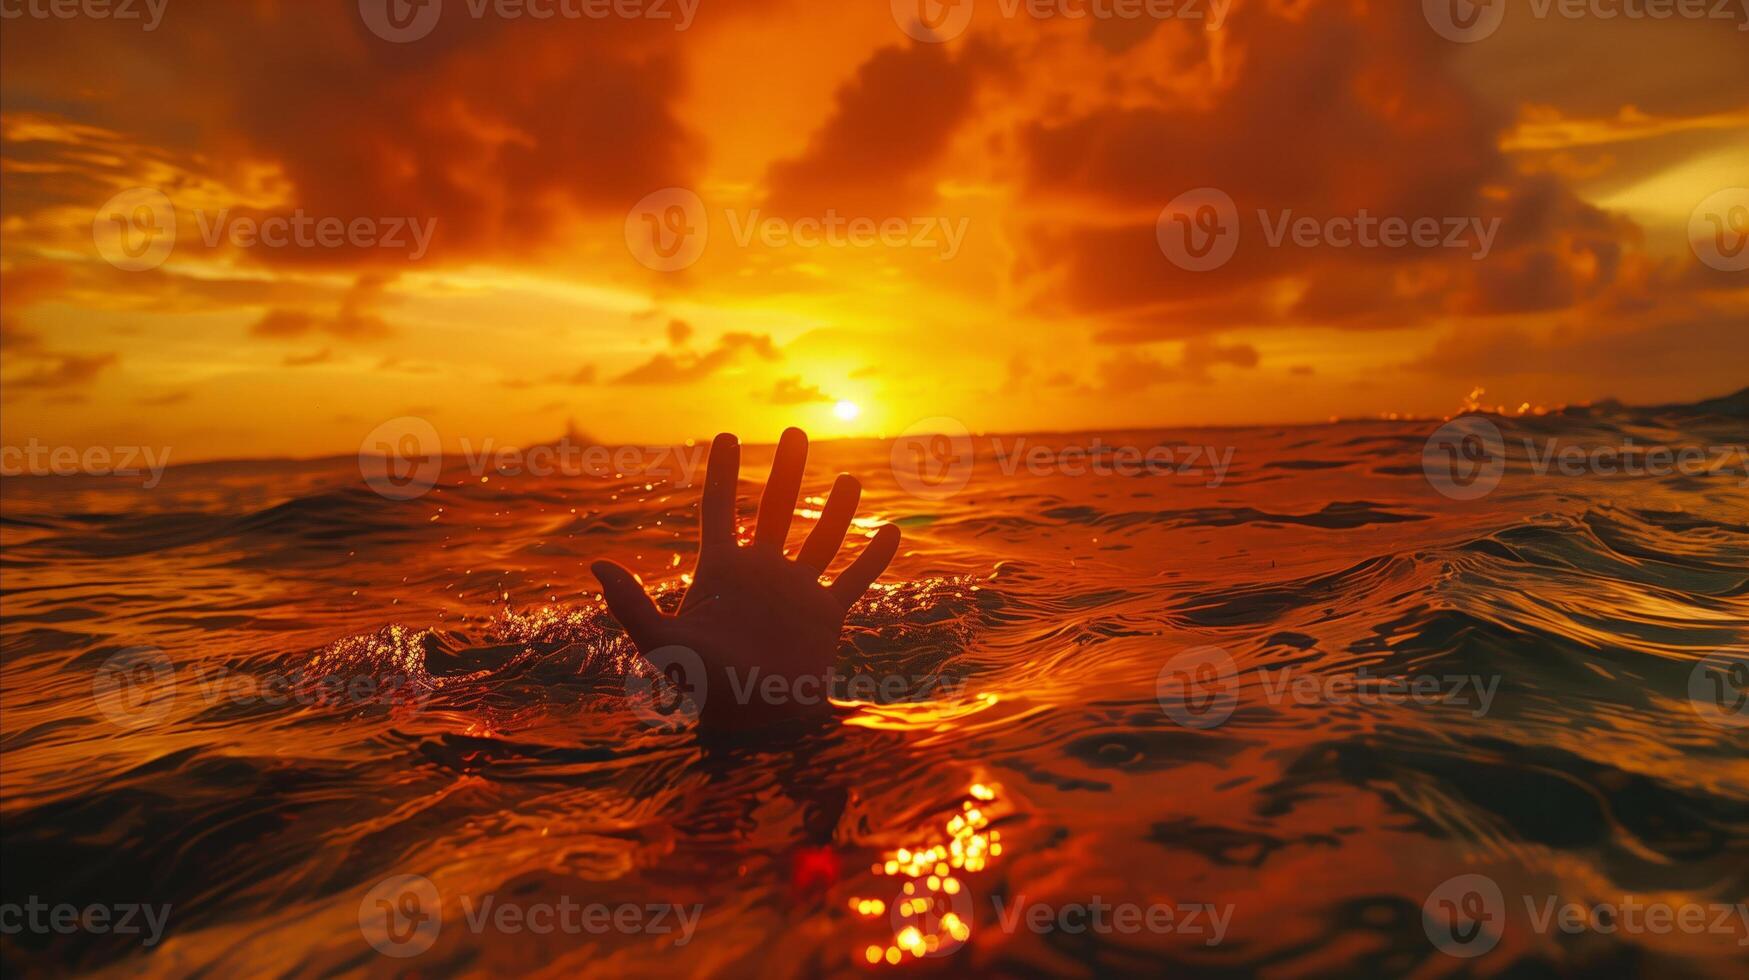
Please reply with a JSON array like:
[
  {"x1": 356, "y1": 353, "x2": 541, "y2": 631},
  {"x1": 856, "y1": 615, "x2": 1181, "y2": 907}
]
[{"x1": 593, "y1": 428, "x2": 900, "y2": 732}]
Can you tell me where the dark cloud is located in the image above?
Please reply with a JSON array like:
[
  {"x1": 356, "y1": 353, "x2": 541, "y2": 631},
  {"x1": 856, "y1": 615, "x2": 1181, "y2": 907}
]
[
  {"x1": 764, "y1": 42, "x2": 991, "y2": 215},
  {"x1": 0, "y1": 320, "x2": 44, "y2": 353},
  {"x1": 1182, "y1": 338, "x2": 1260, "y2": 374},
  {"x1": 501, "y1": 364, "x2": 595, "y2": 389},
  {"x1": 251, "y1": 311, "x2": 319, "y2": 338},
  {"x1": 0, "y1": 263, "x2": 121, "y2": 399},
  {"x1": 250, "y1": 275, "x2": 396, "y2": 340},
  {"x1": 1405, "y1": 311, "x2": 1749, "y2": 381},
  {"x1": 1096, "y1": 340, "x2": 1261, "y2": 390},
  {"x1": 1014, "y1": 4, "x2": 1658, "y2": 337},
  {"x1": 613, "y1": 332, "x2": 780, "y2": 385},
  {"x1": 3, "y1": 351, "x2": 118, "y2": 389},
  {"x1": 283, "y1": 348, "x2": 334, "y2": 367},
  {"x1": 137, "y1": 390, "x2": 193, "y2": 407},
  {"x1": 0, "y1": 264, "x2": 69, "y2": 350},
  {"x1": 763, "y1": 376, "x2": 830, "y2": 405},
  {"x1": 0, "y1": 1, "x2": 704, "y2": 268}
]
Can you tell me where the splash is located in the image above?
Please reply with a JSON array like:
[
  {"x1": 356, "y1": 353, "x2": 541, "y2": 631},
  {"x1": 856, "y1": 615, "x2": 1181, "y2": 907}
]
[{"x1": 301, "y1": 623, "x2": 441, "y2": 703}]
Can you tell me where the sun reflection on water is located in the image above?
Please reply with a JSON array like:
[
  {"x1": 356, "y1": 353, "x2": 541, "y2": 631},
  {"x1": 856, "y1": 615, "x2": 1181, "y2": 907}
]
[{"x1": 849, "y1": 782, "x2": 1006, "y2": 966}]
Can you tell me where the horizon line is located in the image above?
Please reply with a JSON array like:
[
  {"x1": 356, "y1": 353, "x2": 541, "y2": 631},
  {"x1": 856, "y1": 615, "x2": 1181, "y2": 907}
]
[{"x1": 5, "y1": 383, "x2": 1743, "y2": 476}]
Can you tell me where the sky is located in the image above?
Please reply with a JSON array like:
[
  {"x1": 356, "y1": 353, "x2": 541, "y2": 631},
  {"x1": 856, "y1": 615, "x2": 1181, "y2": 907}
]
[{"x1": 2, "y1": 0, "x2": 1746, "y2": 461}]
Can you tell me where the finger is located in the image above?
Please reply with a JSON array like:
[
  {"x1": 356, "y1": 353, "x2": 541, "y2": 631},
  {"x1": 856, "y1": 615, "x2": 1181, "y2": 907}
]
[
  {"x1": 700, "y1": 433, "x2": 740, "y2": 549},
  {"x1": 753, "y1": 427, "x2": 808, "y2": 553},
  {"x1": 591, "y1": 560, "x2": 666, "y2": 650},
  {"x1": 830, "y1": 523, "x2": 900, "y2": 607},
  {"x1": 796, "y1": 474, "x2": 860, "y2": 572}
]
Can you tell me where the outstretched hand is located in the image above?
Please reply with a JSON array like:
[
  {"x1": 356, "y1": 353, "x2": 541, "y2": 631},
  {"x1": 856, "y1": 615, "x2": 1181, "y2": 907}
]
[{"x1": 592, "y1": 428, "x2": 901, "y2": 732}]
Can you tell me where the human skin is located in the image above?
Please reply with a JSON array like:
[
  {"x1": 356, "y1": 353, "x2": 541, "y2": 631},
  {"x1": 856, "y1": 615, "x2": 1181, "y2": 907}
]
[{"x1": 592, "y1": 428, "x2": 901, "y2": 732}]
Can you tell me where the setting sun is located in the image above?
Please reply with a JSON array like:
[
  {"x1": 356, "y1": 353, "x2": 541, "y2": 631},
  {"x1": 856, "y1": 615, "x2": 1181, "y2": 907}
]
[{"x1": 834, "y1": 401, "x2": 861, "y2": 421}]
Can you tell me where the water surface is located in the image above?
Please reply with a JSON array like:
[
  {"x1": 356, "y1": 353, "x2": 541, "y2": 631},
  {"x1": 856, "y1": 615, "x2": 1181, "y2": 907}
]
[{"x1": 3, "y1": 396, "x2": 1747, "y2": 977}]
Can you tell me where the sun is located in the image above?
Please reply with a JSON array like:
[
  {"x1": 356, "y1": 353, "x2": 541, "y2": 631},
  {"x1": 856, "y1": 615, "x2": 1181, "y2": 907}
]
[{"x1": 833, "y1": 400, "x2": 861, "y2": 421}]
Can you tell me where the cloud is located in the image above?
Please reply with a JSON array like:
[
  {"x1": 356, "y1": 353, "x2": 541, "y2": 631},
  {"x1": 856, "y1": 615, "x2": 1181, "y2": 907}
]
[
  {"x1": 250, "y1": 307, "x2": 391, "y2": 340},
  {"x1": 249, "y1": 275, "x2": 396, "y2": 340},
  {"x1": 0, "y1": 263, "x2": 122, "y2": 399},
  {"x1": 613, "y1": 332, "x2": 780, "y2": 385},
  {"x1": 1501, "y1": 105, "x2": 1749, "y2": 153},
  {"x1": 1012, "y1": 4, "x2": 1660, "y2": 337},
  {"x1": 137, "y1": 390, "x2": 192, "y2": 406},
  {"x1": 3, "y1": 351, "x2": 118, "y2": 390},
  {"x1": 0, "y1": 2, "x2": 703, "y2": 269},
  {"x1": 0, "y1": 263, "x2": 68, "y2": 322},
  {"x1": 1181, "y1": 338, "x2": 1261, "y2": 375},
  {"x1": 1096, "y1": 339, "x2": 1261, "y2": 390},
  {"x1": 762, "y1": 376, "x2": 830, "y2": 405},
  {"x1": 1405, "y1": 311, "x2": 1749, "y2": 381},
  {"x1": 0, "y1": 263, "x2": 69, "y2": 352},
  {"x1": 251, "y1": 311, "x2": 320, "y2": 338},
  {"x1": 764, "y1": 42, "x2": 991, "y2": 215},
  {"x1": 0, "y1": 320, "x2": 44, "y2": 353},
  {"x1": 283, "y1": 348, "x2": 334, "y2": 367},
  {"x1": 0, "y1": 0, "x2": 1741, "y2": 450},
  {"x1": 502, "y1": 364, "x2": 597, "y2": 389}
]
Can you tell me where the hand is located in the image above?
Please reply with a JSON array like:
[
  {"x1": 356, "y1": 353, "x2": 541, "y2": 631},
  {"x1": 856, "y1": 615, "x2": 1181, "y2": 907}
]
[{"x1": 592, "y1": 428, "x2": 901, "y2": 733}]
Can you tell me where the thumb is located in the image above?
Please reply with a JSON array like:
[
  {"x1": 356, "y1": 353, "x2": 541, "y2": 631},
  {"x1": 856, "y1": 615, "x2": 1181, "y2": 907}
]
[{"x1": 591, "y1": 560, "x2": 666, "y2": 651}]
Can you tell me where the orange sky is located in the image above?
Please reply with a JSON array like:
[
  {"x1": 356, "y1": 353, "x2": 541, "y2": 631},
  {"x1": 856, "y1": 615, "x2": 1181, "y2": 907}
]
[{"x1": 2, "y1": 0, "x2": 1746, "y2": 461}]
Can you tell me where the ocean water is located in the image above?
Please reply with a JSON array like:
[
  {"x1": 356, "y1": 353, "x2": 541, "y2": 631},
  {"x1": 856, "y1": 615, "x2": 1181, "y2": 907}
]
[{"x1": 2, "y1": 394, "x2": 1747, "y2": 978}]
